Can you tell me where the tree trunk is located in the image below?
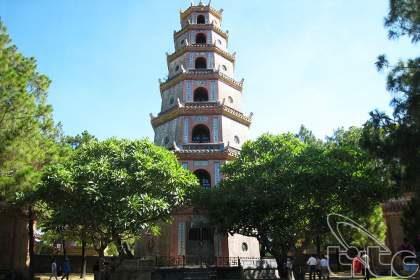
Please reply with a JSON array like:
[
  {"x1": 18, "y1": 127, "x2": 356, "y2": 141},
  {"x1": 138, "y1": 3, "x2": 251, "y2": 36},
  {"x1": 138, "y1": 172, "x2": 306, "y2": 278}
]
[
  {"x1": 27, "y1": 207, "x2": 35, "y2": 280},
  {"x1": 80, "y1": 240, "x2": 86, "y2": 279},
  {"x1": 62, "y1": 239, "x2": 67, "y2": 258},
  {"x1": 97, "y1": 247, "x2": 105, "y2": 258},
  {"x1": 315, "y1": 235, "x2": 321, "y2": 257},
  {"x1": 336, "y1": 247, "x2": 341, "y2": 270}
]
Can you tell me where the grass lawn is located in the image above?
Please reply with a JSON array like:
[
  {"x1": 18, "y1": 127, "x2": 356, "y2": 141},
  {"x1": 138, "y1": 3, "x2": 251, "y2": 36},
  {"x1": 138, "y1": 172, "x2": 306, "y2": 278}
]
[{"x1": 35, "y1": 274, "x2": 94, "y2": 280}]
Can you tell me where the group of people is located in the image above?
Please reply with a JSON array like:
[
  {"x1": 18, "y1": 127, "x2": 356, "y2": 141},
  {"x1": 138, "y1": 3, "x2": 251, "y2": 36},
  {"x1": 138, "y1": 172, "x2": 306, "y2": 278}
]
[
  {"x1": 49, "y1": 258, "x2": 71, "y2": 280},
  {"x1": 352, "y1": 251, "x2": 370, "y2": 280},
  {"x1": 306, "y1": 255, "x2": 330, "y2": 280}
]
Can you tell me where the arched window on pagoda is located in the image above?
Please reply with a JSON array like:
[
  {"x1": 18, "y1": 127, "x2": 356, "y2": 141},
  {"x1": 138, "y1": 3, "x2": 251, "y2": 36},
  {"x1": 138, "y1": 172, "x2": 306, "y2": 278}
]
[
  {"x1": 193, "y1": 87, "x2": 209, "y2": 102},
  {"x1": 192, "y1": 124, "x2": 210, "y2": 143},
  {"x1": 197, "y1": 15, "x2": 206, "y2": 24},
  {"x1": 194, "y1": 169, "x2": 211, "y2": 189},
  {"x1": 195, "y1": 57, "x2": 207, "y2": 69},
  {"x1": 195, "y1": 33, "x2": 207, "y2": 44}
]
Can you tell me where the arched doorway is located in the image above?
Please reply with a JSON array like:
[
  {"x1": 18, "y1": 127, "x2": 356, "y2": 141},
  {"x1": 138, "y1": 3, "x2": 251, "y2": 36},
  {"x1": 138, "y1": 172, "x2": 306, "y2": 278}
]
[
  {"x1": 192, "y1": 125, "x2": 210, "y2": 143},
  {"x1": 193, "y1": 87, "x2": 209, "y2": 102},
  {"x1": 194, "y1": 169, "x2": 211, "y2": 189},
  {"x1": 195, "y1": 57, "x2": 207, "y2": 69},
  {"x1": 195, "y1": 33, "x2": 207, "y2": 44},
  {"x1": 197, "y1": 15, "x2": 205, "y2": 24}
]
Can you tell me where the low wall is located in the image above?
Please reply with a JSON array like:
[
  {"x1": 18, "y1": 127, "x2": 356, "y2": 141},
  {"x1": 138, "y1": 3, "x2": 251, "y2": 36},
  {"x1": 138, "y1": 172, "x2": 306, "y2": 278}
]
[
  {"x1": 95, "y1": 269, "x2": 154, "y2": 280},
  {"x1": 151, "y1": 267, "x2": 242, "y2": 280}
]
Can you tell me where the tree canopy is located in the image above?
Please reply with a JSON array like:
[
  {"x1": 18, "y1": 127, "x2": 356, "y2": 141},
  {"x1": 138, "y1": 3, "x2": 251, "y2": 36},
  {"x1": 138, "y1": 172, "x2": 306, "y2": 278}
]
[
  {"x1": 362, "y1": 0, "x2": 420, "y2": 244},
  {"x1": 385, "y1": 0, "x2": 420, "y2": 43},
  {"x1": 0, "y1": 19, "x2": 61, "y2": 202},
  {"x1": 35, "y1": 138, "x2": 199, "y2": 257},
  {"x1": 196, "y1": 128, "x2": 392, "y2": 275},
  {"x1": 363, "y1": 0, "x2": 420, "y2": 191}
]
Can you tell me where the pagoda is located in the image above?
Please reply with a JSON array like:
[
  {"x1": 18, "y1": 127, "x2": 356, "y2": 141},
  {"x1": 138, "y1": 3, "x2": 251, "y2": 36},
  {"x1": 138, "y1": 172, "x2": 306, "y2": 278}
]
[{"x1": 139, "y1": 1, "x2": 259, "y2": 262}]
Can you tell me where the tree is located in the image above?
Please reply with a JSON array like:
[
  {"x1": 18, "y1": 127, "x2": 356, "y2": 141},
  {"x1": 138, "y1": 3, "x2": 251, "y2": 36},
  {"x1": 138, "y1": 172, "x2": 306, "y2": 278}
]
[
  {"x1": 363, "y1": 0, "x2": 419, "y2": 190},
  {"x1": 36, "y1": 138, "x2": 199, "y2": 258},
  {"x1": 0, "y1": 19, "x2": 60, "y2": 201},
  {"x1": 298, "y1": 127, "x2": 391, "y2": 255},
  {"x1": 197, "y1": 130, "x2": 391, "y2": 279},
  {"x1": 0, "y1": 19, "x2": 61, "y2": 278},
  {"x1": 362, "y1": 0, "x2": 420, "y2": 241},
  {"x1": 196, "y1": 134, "x2": 307, "y2": 278},
  {"x1": 351, "y1": 205, "x2": 387, "y2": 248},
  {"x1": 363, "y1": 57, "x2": 420, "y2": 191},
  {"x1": 34, "y1": 131, "x2": 96, "y2": 278},
  {"x1": 384, "y1": 0, "x2": 420, "y2": 43}
]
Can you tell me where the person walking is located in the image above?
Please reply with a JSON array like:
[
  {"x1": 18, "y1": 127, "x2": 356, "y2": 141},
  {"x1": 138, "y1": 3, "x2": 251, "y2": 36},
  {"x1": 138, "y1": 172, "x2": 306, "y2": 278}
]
[
  {"x1": 361, "y1": 251, "x2": 370, "y2": 280},
  {"x1": 315, "y1": 255, "x2": 321, "y2": 280},
  {"x1": 61, "y1": 258, "x2": 71, "y2": 280},
  {"x1": 49, "y1": 258, "x2": 58, "y2": 280},
  {"x1": 307, "y1": 254, "x2": 317, "y2": 280},
  {"x1": 320, "y1": 256, "x2": 329, "y2": 280},
  {"x1": 286, "y1": 257, "x2": 294, "y2": 280}
]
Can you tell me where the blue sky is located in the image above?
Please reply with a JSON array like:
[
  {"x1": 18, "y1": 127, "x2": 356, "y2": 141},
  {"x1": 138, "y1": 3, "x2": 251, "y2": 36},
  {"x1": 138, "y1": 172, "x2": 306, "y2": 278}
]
[{"x1": 1, "y1": 0, "x2": 418, "y2": 140}]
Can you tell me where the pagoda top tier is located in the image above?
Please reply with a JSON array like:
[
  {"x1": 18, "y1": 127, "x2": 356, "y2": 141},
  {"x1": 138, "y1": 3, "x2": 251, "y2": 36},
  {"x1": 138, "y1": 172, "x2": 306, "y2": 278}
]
[{"x1": 180, "y1": 1, "x2": 223, "y2": 27}]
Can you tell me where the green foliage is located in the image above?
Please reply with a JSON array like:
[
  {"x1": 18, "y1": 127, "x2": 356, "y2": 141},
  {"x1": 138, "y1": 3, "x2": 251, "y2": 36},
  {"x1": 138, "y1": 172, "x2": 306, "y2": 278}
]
[
  {"x1": 363, "y1": 0, "x2": 420, "y2": 241},
  {"x1": 296, "y1": 125, "x2": 321, "y2": 145},
  {"x1": 36, "y1": 138, "x2": 199, "y2": 256},
  {"x1": 385, "y1": 0, "x2": 420, "y2": 42},
  {"x1": 0, "y1": 19, "x2": 61, "y2": 202},
  {"x1": 196, "y1": 133, "x2": 307, "y2": 268},
  {"x1": 351, "y1": 205, "x2": 387, "y2": 248},
  {"x1": 63, "y1": 130, "x2": 96, "y2": 150},
  {"x1": 197, "y1": 128, "x2": 391, "y2": 267},
  {"x1": 303, "y1": 127, "x2": 391, "y2": 250},
  {"x1": 363, "y1": 1, "x2": 420, "y2": 191}
]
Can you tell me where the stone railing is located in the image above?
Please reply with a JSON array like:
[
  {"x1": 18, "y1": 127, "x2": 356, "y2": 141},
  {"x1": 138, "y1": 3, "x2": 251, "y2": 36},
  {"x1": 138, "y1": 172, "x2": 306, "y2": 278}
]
[
  {"x1": 184, "y1": 101, "x2": 219, "y2": 108},
  {"x1": 181, "y1": 143, "x2": 224, "y2": 151}
]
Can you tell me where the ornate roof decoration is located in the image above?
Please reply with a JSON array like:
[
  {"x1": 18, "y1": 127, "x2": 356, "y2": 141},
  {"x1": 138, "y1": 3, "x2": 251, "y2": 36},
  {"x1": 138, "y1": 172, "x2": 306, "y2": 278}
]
[
  {"x1": 167, "y1": 44, "x2": 235, "y2": 64},
  {"x1": 151, "y1": 102, "x2": 252, "y2": 127},
  {"x1": 175, "y1": 145, "x2": 240, "y2": 160},
  {"x1": 174, "y1": 24, "x2": 228, "y2": 40},
  {"x1": 180, "y1": 3, "x2": 223, "y2": 21},
  {"x1": 160, "y1": 69, "x2": 244, "y2": 92}
]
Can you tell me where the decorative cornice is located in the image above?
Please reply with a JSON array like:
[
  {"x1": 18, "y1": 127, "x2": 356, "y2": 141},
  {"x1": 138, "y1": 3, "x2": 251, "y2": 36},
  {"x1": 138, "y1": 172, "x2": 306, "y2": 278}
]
[
  {"x1": 167, "y1": 43, "x2": 235, "y2": 64},
  {"x1": 151, "y1": 102, "x2": 252, "y2": 127},
  {"x1": 175, "y1": 146, "x2": 239, "y2": 161},
  {"x1": 180, "y1": 5, "x2": 223, "y2": 21},
  {"x1": 160, "y1": 69, "x2": 243, "y2": 92},
  {"x1": 174, "y1": 24, "x2": 228, "y2": 41}
]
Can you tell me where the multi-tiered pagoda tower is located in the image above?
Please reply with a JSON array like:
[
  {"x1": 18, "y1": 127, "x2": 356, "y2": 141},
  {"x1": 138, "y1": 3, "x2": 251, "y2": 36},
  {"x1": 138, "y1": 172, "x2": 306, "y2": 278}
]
[{"x1": 141, "y1": 2, "x2": 259, "y2": 261}]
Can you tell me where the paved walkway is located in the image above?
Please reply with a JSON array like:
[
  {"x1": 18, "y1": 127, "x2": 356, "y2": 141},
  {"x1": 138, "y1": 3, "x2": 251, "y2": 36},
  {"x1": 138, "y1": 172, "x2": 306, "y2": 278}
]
[{"x1": 35, "y1": 274, "x2": 93, "y2": 280}]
